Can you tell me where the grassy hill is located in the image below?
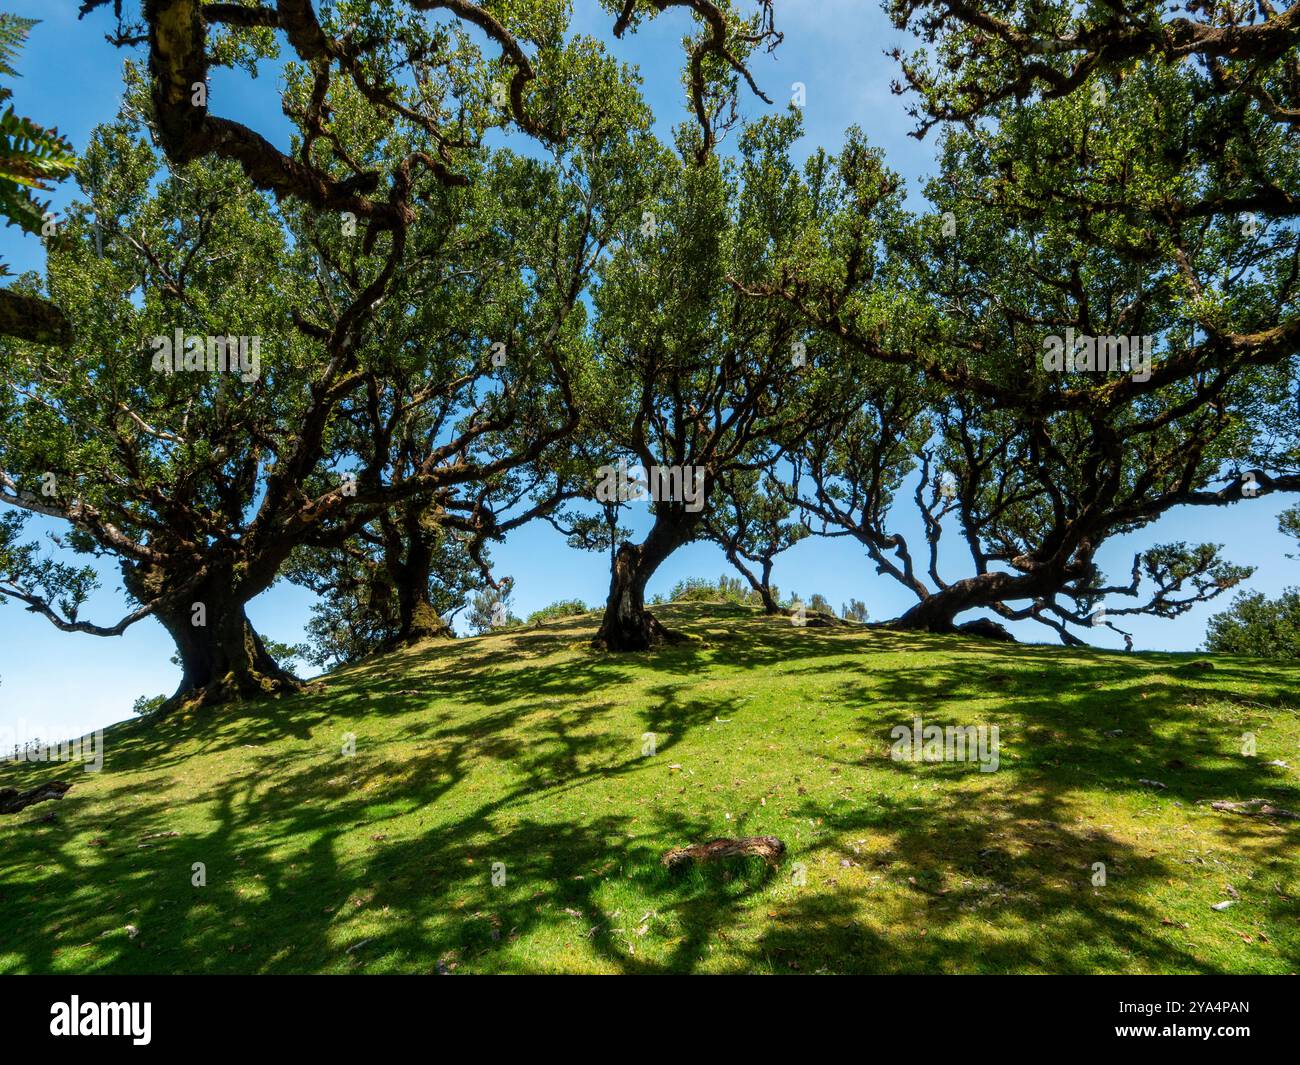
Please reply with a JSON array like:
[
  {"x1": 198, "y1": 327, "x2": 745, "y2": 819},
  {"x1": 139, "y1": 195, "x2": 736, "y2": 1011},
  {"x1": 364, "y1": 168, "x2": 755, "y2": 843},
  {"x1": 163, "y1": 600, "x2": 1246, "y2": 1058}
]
[{"x1": 2, "y1": 604, "x2": 1299, "y2": 974}]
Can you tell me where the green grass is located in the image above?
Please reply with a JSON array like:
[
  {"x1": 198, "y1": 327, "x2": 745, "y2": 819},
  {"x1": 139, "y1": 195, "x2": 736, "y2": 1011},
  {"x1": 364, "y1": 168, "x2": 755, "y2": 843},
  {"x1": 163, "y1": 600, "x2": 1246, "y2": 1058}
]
[{"x1": 3, "y1": 603, "x2": 1299, "y2": 974}]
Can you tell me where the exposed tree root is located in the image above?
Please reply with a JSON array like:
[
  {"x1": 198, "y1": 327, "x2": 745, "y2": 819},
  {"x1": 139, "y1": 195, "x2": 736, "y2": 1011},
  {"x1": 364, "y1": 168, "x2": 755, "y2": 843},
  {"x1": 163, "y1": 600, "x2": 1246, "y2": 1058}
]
[
  {"x1": 662, "y1": 835, "x2": 787, "y2": 870},
  {"x1": 593, "y1": 609, "x2": 689, "y2": 652},
  {"x1": 160, "y1": 666, "x2": 303, "y2": 716}
]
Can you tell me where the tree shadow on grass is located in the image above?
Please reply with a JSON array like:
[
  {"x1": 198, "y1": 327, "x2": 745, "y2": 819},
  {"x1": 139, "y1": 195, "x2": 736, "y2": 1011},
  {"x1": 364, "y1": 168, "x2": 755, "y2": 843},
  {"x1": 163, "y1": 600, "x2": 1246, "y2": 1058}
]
[
  {"x1": 0, "y1": 748, "x2": 1223, "y2": 974},
  {"x1": 3, "y1": 607, "x2": 1298, "y2": 973},
  {"x1": 788, "y1": 654, "x2": 1300, "y2": 971}
]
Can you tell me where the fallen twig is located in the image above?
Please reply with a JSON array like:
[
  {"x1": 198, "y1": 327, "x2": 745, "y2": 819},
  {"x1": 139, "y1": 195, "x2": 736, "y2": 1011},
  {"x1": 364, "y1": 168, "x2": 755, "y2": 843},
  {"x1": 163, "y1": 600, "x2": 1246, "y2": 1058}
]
[{"x1": 1207, "y1": 798, "x2": 1299, "y2": 821}]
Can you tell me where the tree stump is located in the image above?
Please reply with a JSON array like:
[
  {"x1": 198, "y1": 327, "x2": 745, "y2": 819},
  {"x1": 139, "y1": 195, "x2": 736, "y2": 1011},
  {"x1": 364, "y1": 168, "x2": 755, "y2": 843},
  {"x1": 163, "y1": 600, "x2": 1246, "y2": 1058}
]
[
  {"x1": 661, "y1": 835, "x2": 786, "y2": 870},
  {"x1": 0, "y1": 779, "x2": 72, "y2": 815}
]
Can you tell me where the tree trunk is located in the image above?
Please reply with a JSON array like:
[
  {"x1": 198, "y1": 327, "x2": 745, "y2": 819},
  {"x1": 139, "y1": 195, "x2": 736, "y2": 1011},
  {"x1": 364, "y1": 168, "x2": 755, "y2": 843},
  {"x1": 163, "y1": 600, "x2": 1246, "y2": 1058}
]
[
  {"x1": 662, "y1": 835, "x2": 786, "y2": 870},
  {"x1": 888, "y1": 592, "x2": 970, "y2": 633},
  {"x1": 0, "y1": 780, "x2": 72, "y2": 815},
  {"x1": 135, "y1": 562, "x2": 300, "y2": 711},
  {"x1": 390, "y1": 527, "x2": 453, "y2": 645},
  {"x1": 594, "y1": 513, "x2": 697, "y2": 651},
  {"x1": 885, "y1": 569, "x2": 1065, "y2": 634},
  {"x1": 154, "y1": 597, "x2": 299, "y2": 710},
  {"x1": 757, "y1": 559, "x2": 779, "y2": 614},
  {"x1": 396, "y1": 592, "x2": 453, "y2": 643},
  {"x1": 722, "y1": 545, "x2": 780, "y2": 614}
]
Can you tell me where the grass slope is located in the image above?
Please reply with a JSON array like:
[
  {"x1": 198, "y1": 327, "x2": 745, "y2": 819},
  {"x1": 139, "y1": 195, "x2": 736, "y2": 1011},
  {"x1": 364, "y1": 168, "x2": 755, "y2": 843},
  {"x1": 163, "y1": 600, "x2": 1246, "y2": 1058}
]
[{"x1": 2, "y1": 604, "x2": 1299, "y2": 974}]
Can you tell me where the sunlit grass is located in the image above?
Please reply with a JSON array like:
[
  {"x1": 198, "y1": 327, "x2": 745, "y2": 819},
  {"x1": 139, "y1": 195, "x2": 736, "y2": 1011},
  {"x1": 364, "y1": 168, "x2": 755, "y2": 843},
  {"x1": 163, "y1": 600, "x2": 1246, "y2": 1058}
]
[{"x1": 2, "y1": 604, "x2": 1298, "y2": 973}]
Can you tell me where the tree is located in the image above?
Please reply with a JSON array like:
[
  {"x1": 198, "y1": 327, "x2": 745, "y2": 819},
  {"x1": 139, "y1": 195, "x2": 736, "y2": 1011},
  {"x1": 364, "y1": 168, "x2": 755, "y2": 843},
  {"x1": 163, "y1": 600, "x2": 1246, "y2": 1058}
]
[
  {"x1": 79, "y1": 0, "x2": 781, "y2": 216},
  {"x1": 1205, "y1": 588, "x2": 1300, "y2": 659},
  {"x1": 798, "y1": 380, "x2": 1256, "y2": 642},
  {"x1": 703, "y1": 466, "x2": 808, "y2": 613},
  {"x1": 1, "y1": 113, "x2": 326, "y2": 706},
  {"x1": 1205, "y1": 503, "x2": 1300, "y2": 658},
  {"x1": 466, "y1": 583, "x2": 520, "y2": 635},
  {"x1": 526, "y1": 598, "x2": 587, "y2": 624},
  {"x1": 287, "y1": 516, "x2": 486, "y2": 667},
  {"x1": 279, "y1": 63, "x2": 655, "y2": 651},
  {"x1": 662, "y1": 573, "x2": 771, "y2": 606},
  {"x1": 1282, "y1": 504, "x2": 1300, "y2": 555},
  {"x1": 588, "y1": 115, "x2": 831, "y2": 650},
  {"x1": 764, "y1": 55, "x2": 1287, "y2": 640},
  {"x1": 0, "y1": 49, "x2": 617, "y2": 708},
  {"x1": 889, "y1": 0, "x2": 1300, "y2": 164},
  {"x1": 4, "y1": 0, "x2": 781, "y2": 706},
  {"x1": 886, "y1": 0, "x2": 1300, "y2": 368},
  {"x1": 841, "y1": 598, "x2": 868, "y2": 623},
  {"x1": 601, "y1": 0, "x2": 782, "y2": 163},
  {"x1": 797, "y1": 591, "x2": 832, "y2": 616}
]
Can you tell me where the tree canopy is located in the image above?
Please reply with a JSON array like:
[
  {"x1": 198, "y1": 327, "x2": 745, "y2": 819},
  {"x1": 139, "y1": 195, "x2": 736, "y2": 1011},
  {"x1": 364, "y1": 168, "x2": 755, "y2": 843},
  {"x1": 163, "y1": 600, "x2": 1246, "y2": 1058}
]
[{"x1": 1, "y1": 0, "x2": 1297, "y2": 710}]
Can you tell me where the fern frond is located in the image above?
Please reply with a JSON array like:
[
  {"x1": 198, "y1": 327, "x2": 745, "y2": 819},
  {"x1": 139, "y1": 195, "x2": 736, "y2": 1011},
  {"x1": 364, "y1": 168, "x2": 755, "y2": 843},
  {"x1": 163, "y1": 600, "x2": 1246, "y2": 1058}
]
[{"x1": 0, "y1": 15, "x2": 38, "y2": 80}]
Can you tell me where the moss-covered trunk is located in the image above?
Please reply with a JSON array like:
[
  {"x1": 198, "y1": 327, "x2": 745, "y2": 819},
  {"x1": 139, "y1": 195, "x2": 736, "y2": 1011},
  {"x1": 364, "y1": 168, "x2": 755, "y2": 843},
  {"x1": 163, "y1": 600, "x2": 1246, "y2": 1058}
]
[{"x1": 594, "y1": 513, "x2": 698, "y2": 651}]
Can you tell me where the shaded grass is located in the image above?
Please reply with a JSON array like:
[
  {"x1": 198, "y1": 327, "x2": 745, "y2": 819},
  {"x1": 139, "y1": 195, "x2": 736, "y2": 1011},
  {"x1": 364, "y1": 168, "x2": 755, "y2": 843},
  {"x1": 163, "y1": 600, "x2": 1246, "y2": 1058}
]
[{"x1": 2, "y1": 604, "x2": 1298, "y2": 974}]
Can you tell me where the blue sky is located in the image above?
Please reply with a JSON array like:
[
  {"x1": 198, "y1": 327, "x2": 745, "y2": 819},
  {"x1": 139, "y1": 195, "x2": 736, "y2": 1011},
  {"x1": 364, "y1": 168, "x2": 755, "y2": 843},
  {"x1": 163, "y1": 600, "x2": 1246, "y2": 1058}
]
[{"x1": 2, "y1": 0, "x2": 1297, "y2": 745}]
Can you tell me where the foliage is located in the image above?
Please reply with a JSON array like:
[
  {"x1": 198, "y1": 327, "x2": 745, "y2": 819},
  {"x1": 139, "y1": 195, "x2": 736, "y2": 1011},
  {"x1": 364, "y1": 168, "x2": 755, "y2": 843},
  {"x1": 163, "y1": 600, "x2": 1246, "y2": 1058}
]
[
  {"x1": 2, "y1": 0, "x2": 1298, "y2": 704},
  {"x1": 130, "y1": 693, "x2": 167, "y2": 717},
  {"x1": 1281, "y1": 504, "x2": 1300, "y2": 559},
  {"x1": 0, "y1": 14, "x2": 77, "y2": 345},
  {"x1": 667, "y1": 575, "x2": 746, "y2": 606},
  {"x1": 0, "y1": 42, "x2": 637, "y2": 702},
  {"x1": 467, "y1": 588, "x2": 522, "y2": 635},
  {"x1": 1205, "y1": 589, "x2": 1300, "y2": 660},
  {"x1": 841, "y1": 599, "x2": 869, "y2": 623},
  {"x1": 0, "y1": 15, "x2": 75, "y2": 238},
  {"x1": 792, "y1": 591, "x2": 833, "y2": 616},
  {"x1": 525, "y1": 599, "x2": 589, "y2": 625}
]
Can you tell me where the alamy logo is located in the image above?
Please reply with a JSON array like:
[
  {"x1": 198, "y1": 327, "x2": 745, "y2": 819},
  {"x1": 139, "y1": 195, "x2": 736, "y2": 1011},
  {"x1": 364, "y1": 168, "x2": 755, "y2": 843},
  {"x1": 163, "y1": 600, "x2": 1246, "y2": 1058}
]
[
  {"x1": 50, "y1": 997, "x2": 151, "y2": 1045},
  {"x1": 595, "y1": 459, "x2": 705, "y2": 513},
  {"x1": 1042, "y1": 328, "x2": 1153, "y2": 383},
  {"x1": 889, "y1": 716, "x2": 1000, "y2": 773},
  {"x1": 3, "y1": 723, "x2": 103, "y2": 772},
  {"x1": 151, "y1": 330, "x2": 261, "y2": 382}
]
